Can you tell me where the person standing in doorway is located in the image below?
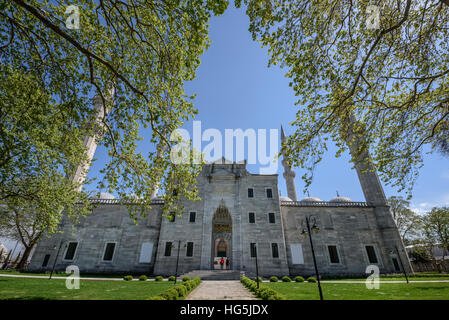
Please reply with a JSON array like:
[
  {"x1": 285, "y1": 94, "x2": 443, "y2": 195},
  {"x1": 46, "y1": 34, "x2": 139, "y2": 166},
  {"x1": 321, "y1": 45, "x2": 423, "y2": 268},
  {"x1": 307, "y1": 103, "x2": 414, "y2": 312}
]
[
  {"x1": 226, "y1": 257, "x2": 230, "y2": 270},
  {"x1": 220, "y1": 257, "x2": 224, "y2": 269}
]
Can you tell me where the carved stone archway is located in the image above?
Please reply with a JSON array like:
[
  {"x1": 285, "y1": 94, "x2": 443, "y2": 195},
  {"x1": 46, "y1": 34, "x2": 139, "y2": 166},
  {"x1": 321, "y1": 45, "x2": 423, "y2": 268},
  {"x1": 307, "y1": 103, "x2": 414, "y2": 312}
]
[{"x1": 211, "y1": 199, "x2": 232, "y2": 269}]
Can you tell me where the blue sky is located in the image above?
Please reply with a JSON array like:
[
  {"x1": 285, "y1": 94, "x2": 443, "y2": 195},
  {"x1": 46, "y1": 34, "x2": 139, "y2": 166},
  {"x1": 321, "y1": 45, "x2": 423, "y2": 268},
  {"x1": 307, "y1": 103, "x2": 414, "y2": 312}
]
[
  {"x1": 2, "y1": 4, "x2": 448, "y2": 255},
  {"x1": 87, "y1": 5, "x2": 449, "y2": 213}
]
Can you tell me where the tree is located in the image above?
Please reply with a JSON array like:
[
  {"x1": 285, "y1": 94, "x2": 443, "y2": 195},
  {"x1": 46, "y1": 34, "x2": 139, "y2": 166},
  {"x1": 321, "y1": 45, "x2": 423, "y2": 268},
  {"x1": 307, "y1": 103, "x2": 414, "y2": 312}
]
[
  {"x1": 1, "y1": 0, "x2": 228, "y2": 268},
  {"x1": 236, "y1": 0, "x2": 449, "y2": 195},
  {"x1": 1, "y1": 0, "x2": 228, "y2": 217},
  {"x1": 423, "y1": 206, "x2": 449, "y2": 260},
  {"x1": 387, "y1": 196, "x2": 422, "y2": 244}
]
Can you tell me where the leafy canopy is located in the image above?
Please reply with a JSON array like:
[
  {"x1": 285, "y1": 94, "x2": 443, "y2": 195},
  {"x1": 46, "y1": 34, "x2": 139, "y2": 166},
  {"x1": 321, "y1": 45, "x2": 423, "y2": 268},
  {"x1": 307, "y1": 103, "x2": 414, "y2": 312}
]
[
  {"x1": 237, "y1": 0, "x2": 449, "y2": 196},
  {"x1": 0, "y1": 0, "x2": 229, "y2": 222}
]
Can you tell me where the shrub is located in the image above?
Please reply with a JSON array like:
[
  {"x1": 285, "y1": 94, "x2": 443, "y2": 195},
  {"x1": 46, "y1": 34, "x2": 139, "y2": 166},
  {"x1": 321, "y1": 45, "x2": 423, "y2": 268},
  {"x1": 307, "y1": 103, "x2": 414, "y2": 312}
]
[
  {"x1": 161, "y1": 288, "x2": 179, "y2": 300},
  {"x1": 155, "y1": 275, "x2": 163, "y2": 281},
  {"x1": 139, "y1": 275, "x2": 148, "y2": 281},
  {"x1": 269, "y1": 276, "x2": 278, "y2": 282},
  {"x1": 282, "y1": 276, "x2": 291, "y2": 282},
  {"x1": 174, "y1": 285, "x2": 187, "y2": 298},
  {"x1": 123, "y1": 275, "x2": 133, "y2": 281},
  {"x1": 254, "y1": 276, "x2": 262, "y2": 283},
  {"x1": 307, "y1": 277, "x2": 317, "y2": 283},
  {"x1": 151, "y1": 278, "x2": 201, "y2": 300},
  {"x1": 294, "y1": 276, "x2": 305, "y2": 282},
  {"x1": 182, "y1": 276, "x2": 191, "y2": 282},
  {"x1": 168, "y1": 275, "x2": 176, "y2": 281},
  {"x1": 240, "y1": 276, "x2": 286, "y2": 300}
]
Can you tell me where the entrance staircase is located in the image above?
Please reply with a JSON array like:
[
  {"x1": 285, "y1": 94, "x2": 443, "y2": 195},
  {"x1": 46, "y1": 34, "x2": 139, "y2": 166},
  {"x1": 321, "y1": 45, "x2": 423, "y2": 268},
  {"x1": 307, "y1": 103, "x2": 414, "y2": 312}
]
[{"x1": 180, "y1": 269, "x2": 243, "y2": 280}]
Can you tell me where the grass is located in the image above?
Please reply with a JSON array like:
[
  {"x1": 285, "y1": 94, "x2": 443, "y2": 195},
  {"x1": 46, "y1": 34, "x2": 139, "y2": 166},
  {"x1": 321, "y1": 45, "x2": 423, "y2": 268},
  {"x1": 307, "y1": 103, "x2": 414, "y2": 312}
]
[
  {"x1": 0, "y1": 277, "x2": 174, "y2": 300},
  {"x1": 263, "y1": 282, "x2": 449, "y2": 300},
  {"x1": 0, "y1": 269, "x2": 123, "y2": 278},
  {"x1": 324, "y1": 276, "x2": 449, "y2": 281}
]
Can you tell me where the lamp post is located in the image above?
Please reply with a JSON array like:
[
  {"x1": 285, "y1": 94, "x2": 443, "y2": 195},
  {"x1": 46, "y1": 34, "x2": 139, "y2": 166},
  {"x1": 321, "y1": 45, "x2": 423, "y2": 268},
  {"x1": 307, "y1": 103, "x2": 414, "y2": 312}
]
[
  {"x1": 301, "y1": 215, "x2": 324, "y2": 301},
  {"x1": 254, "y1": 244, "x2": 260, "y2": 289},
  {"x1": 49, "y1": 241, "x2": 64, "y2": 280},
  {"x1": 174, "y1": 241, "x2": 186, "y2": 284}
]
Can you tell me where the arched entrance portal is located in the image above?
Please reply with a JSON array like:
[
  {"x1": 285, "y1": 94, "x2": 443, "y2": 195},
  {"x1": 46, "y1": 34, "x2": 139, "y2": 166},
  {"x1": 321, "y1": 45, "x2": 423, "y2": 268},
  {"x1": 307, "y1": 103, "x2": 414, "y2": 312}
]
[{"x1": 212, "y1": 200, "x2": 232, "y2": 269}]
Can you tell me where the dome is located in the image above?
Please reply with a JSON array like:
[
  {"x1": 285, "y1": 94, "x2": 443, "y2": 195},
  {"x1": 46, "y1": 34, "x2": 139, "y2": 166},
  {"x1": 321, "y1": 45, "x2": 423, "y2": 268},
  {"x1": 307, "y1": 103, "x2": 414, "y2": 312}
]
[
  {"x1": 92, "y1": 192, "x2": 116, "y2": 200},
  {"x1": 329, "y1": 196, "x2": 353, "y2": 202},
  {"x1": 300, "y1": 196, "x2": 323, "y2": 202},
  {"x1": 279, "y1": 196, "x2": 293, "y2": 202}
]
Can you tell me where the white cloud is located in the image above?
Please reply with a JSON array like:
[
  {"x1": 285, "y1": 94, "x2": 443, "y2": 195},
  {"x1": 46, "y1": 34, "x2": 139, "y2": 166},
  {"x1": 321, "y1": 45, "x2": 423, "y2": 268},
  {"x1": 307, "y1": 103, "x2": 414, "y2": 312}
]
[{"x1": 410, "y1": 194, "x2": 449, "y2": 215}]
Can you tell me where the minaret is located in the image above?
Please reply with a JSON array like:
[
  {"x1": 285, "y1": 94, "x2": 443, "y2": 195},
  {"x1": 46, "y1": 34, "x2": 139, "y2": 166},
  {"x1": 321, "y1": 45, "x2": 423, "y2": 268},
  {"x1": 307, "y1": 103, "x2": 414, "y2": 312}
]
[
  {"x1": 281, "y1": 125, "x2": 298, "y2": 201},
  {"x1": 71, "y1": 85, "x2": 115, "y2": 191},
  {"x1": 341, "y1": 114, "x2": 387, "y2": 206}
]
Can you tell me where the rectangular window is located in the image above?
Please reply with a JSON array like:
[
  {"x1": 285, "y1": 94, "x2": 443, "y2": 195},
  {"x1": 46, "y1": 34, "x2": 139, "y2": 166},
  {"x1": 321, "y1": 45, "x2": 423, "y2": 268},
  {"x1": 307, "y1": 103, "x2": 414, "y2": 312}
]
[
  {"x1": 248, "y1": 212, "x2": 255, "y2": 223},
  {"x1": 186, "y1": 242, "x2": 194, "y2": 257},
  {"x1": 266, "y1": 188, "x2": 273, "y2": 198},
  {"x1": 189, "y1": 212, "x2": 196, "y2": 223},
  {"x1": 103, "y1": 243, "x2": 116, "y2": 261},
  {"x1": 268, "y1": 212, "x2": 275, "y2": 223},
  {"x1": 164, "y1": 242, "x2": 172, "y2": 256},
  {"x1": 271, "y1": 243, "x2": 279, "y2": 258},
  {"x1": 366, "y1": 246, "x2": 378, "y2": 264},
  {"x1": 248, "y1": 188, "x2": 254, "y2": 198},
  {"x1": 64, "y1": 242, "x2": 78, "y2": 261},
  {"x1": 250, "y1": 243, "x2": 257, "y2": 258},
  {"x1": 291, "y1": 244, "x2": 304, "y2": 264},
  {"x1": 392, "y1": 258, "x2": 400, "y2": 271},
  {"x1": 42, "y1": 254, "x2": 50, "y2": 267},
  {"x1": 139, "y1": 242, "x2": 154, "y2": 263},
  {"x1": 328, "y1": 245, "x2": 340, "y2": 264}
]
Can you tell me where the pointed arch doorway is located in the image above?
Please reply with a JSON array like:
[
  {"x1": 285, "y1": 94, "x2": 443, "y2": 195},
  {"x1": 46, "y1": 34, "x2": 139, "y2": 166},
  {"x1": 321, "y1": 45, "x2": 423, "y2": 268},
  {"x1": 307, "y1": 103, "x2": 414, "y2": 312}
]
[{"x1": 212, "y1": 200, "x2": 232, "y2": 270}]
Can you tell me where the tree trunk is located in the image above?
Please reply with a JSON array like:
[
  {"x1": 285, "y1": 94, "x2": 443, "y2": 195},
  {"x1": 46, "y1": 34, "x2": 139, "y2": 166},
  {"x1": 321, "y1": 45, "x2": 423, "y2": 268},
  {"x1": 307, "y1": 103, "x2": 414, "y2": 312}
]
[{"x1": 16, "y1": 245, "x2": 34, "y2": 271}]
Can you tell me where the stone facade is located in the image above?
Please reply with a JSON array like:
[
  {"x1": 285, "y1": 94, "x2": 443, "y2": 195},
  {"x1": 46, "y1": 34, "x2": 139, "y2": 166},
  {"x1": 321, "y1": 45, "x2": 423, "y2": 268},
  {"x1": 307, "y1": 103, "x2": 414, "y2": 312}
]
[{"x1": 28, "y1": 157, "x2": 412, "y2": 277}]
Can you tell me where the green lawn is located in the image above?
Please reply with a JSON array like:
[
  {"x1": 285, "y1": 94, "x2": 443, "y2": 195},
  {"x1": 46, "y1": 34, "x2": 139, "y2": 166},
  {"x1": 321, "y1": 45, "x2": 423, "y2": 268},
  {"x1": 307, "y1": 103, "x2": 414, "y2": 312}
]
[
  {"x1": 324, "y1": 276, "x2": 449, "y2": 281},
  {"x1": 263, "y1": 282, "x2": 449, "y2": 300},
  {"x1": 0, "y1": 277, "x2": 173, "y2": 300},
  {"x1": 0, "y1": 270, "x2": 122, "y2": 278}
]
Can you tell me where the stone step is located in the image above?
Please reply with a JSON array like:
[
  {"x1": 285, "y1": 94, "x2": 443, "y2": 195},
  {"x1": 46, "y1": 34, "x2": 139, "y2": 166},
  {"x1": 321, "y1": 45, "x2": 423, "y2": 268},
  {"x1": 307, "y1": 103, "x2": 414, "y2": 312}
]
[{"x1": 181, "y1": 270, "x2": 244, "y2": 280}]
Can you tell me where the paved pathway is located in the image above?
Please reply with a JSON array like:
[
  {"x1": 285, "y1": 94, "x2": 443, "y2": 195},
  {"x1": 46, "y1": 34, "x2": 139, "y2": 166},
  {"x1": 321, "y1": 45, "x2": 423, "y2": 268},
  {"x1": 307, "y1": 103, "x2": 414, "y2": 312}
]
[{"x1": 186, "y1": 280, "x2": 257, "y2": 300}]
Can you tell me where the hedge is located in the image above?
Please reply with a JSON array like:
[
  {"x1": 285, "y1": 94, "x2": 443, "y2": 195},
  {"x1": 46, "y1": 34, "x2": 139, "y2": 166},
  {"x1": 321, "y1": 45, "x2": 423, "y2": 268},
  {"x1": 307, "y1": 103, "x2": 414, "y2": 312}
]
[
  {"x1": 154, "y1": 275, "x2": 164, "y2": 281},
  {"x1": 168, "y1": 276, "x2": 176, "y2": 281},
  {"x1": 149, "y1": 277, "x2": 201, "y2": 300},
  {"x1": 282, "y1": 276, "x2": 291, "y2": 282},
  {"x1": 294, "y1": 276, "x2": 304, "y2": 282},
  {"x1": 241, "y1": 276, "x2": 285, "y2": 300},
  {"x1": 139, "y1": 275, "x2": 148, "y2": 281},
  {"x1": 123, "y1": 275, "x2": 133, "y2": 281},
  {"x1": 269, "y1": 276, "x2": 278, "y2": 282},
  {"x1": 307, "y1": 277, "x2": 317, "y2": 283}
]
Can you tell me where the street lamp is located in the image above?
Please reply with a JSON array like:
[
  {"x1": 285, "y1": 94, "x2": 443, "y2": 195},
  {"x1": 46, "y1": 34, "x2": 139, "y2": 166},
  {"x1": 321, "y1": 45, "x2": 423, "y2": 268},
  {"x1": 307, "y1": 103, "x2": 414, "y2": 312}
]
[
  {"x1": 49, "y1": 241, "x2": 65, "y2": 280},
  {"x1": 253, "y1": 244, "x2": 260, "y2": 289},
  {"x1": 174, "y1": 241, "x2": 186, "y2": 284},
  {"x1": 301, "y1": 215, "x2": 324, "y2": 301}
]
